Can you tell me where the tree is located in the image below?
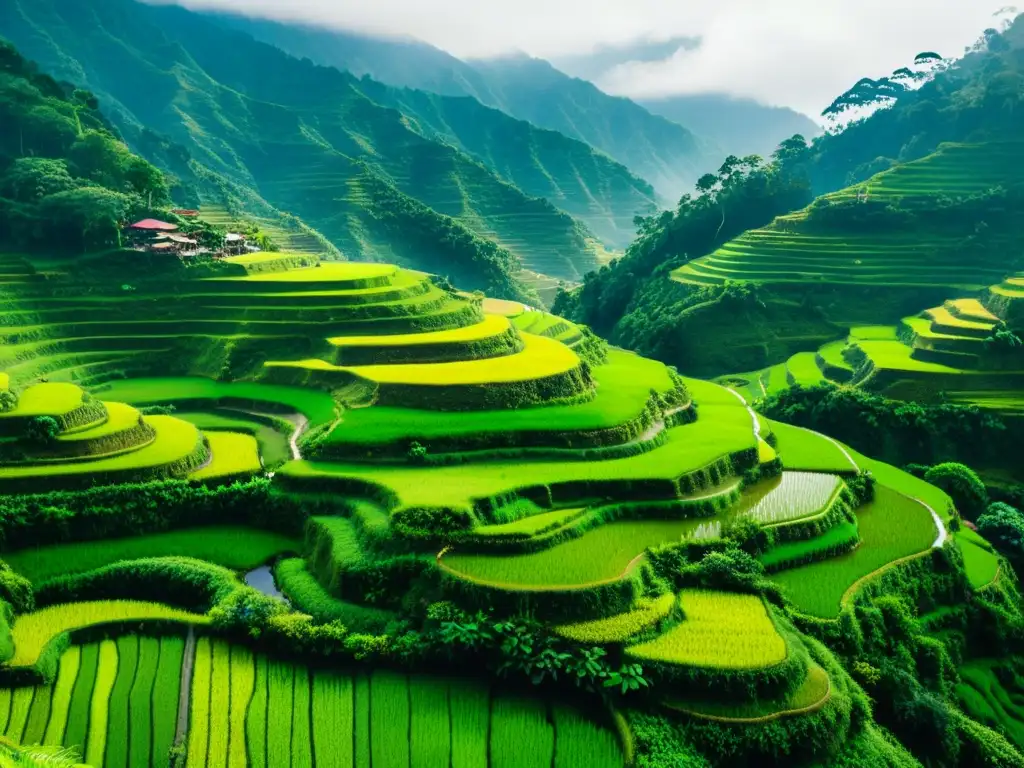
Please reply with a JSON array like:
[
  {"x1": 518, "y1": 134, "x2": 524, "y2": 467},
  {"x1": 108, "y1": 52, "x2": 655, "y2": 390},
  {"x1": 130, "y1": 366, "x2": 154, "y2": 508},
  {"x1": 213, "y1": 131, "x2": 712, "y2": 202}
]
[
  {"x1": 977, "y1": 503, "x2": 1024, "y2": 562},
  {"x1": 0, "y1": 158, "x2": 79, "y2": 203},
  {"x1": 24, "y1": 416, "x2": 60, "y2": 444},
  {"x1": 38, "y1": 187, "x2": 132, "y2": 253},
  {"x1": 923, "y1": 463, "x2": 989, "y2": 519}
]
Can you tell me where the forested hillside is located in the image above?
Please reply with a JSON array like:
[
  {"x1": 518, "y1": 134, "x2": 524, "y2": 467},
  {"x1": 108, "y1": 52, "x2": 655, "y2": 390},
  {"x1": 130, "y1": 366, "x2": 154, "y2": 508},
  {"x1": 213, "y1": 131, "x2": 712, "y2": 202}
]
[
  {"x1": 0, "y1": 0, "x2": 652, "y2": 290},
  {"x1": 555, "y1": 18, "x2": 1024, "y2": 375},
  {"x1": 208, "y1": 13, "x2": 717, "y2": 201},
  {"x1": 0, "y1": 42, "x2": 168, "y2": 254}
]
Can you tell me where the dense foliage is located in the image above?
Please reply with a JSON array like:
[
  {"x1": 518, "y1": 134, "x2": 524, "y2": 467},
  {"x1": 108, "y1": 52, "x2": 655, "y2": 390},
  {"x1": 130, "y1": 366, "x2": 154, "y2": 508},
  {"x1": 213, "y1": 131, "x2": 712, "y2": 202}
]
[
  {"x1": 757, "y1": 384, "x2": 1011, "y2": 467},
  {"x1": 0, "y1": 41, "x2": 168, "y2": 253}
]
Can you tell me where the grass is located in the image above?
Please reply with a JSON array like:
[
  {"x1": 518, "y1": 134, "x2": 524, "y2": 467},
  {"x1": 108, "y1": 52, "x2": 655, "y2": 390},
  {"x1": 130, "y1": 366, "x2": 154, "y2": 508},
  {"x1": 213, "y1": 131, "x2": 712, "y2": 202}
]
[
  {"x1": 273, "y1": 332, "x2": 581, "y2": 386},
  {"x1": 771, "y1": 486, "x2": 938, "y2": 618},
  {"x1": 23, "y1": 681, "x2": 52, "y2": 746},
  {"x1": 0, "y1": 415, "x2": 203, "y2": 484},
  {"x1": 354, "y1": 673, "x2": 370, "y2": 768},
  {"x1": 442, "y1": 514, "x2": 733, "y2": 590},
  {"x1": 733, "y1": 472, "x2": 842, "y2": 525},
  {"x1": 4, "y1": 687, "x2": 33, "y2": 743},
  {"x1": 190, "y1": 431, "x2": 262, "y2": 480},
  {"x1": 490, "y1": 696, "x2": 554, "y2": 768},
  {"x1": 760, "y1": 521, "x2": 860, "y2": 570},
  {"x1": 1, "y1": 382, "x2": 84, "y2": 418},
  {"x1": 177, "y1": 410, "x2": 291, "y2": 467},
  {"x1": 10, "y1": 601, "x2": 207, "y2": 668},
  {"x1": 626, "y1": 590, "x2": 787, "y2": 669},
  {"x1": 96, "y1": 378, "x2": 338, "y2": 429},
  {"x1": 6, "y1": 526, "x2": 300, "y2": 583},
  {"x1": 322, "y1": 348, "x2": 676, "y2": 447},
  {"x1": 768, "y1": 420, "x2": 858, "y2": 473},
  {"x1": 286, "y1": 413, "x2": 752, "y2": 516},
  {"x1": 555, "y1": 593, "x2": 678, "y2": 643}
]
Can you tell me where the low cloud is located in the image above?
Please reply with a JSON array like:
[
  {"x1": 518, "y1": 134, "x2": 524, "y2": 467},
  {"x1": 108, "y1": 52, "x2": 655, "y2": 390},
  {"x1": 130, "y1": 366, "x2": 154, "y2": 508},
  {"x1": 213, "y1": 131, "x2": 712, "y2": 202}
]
[{"x1": 153, "y1": 0, "x2": 1006, "y2": 116}]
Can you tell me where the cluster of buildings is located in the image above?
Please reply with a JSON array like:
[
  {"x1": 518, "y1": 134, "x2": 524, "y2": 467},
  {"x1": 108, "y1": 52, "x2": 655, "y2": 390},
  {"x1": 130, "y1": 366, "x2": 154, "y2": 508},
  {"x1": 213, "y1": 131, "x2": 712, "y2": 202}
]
[{"x1": 125, "y1": 214, "x2": 249, "y2": 257}]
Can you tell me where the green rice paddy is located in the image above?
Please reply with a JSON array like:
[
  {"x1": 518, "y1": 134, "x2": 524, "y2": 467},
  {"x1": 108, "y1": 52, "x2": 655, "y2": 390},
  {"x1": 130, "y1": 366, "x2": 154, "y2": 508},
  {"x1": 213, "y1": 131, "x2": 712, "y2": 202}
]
[
  {"x1": 190, "y1": 431, "x2": 262, "y2": 480},
  {"x1": 320, "y1": 348, "x2": 678, "y2": 448},
  {"x1": 96, "y1": 379, "x2": 338, "y2": 429},
  {"x1": 176, "y1": 411, "x2": 291, "y2": 467},
  {"x1": 733, "y1": 472, "x2": 842, "y2": 525},
  {"x1": 5, "y1": 527, "x2": 300, "y2": 583},
  {"x1": 768, "y1": 421, "x2": 859, "y2": 473},
  {"x1": 0, "y1": 382, "x2": 84, "y2": 418},
  {"x1": 626, "y1": 590, "x2": 787, "y2": 669},
  {"x1": 771, "y1": 486, "x2": 938, "y2": 618},
  {"x1": 956, "y1": 660, "x2": 1024, "y2": 752}
]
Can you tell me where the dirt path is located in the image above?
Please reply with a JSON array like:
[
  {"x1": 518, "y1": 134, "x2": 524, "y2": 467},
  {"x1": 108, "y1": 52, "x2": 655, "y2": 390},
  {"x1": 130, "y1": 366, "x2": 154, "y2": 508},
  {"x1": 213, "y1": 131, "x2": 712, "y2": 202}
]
[
  {"x1": 629, "y1": 402, "x2": 692, "y2": 445},
  {"x1": 173, "y1": 627, "x2": 197, "y2": 752},
  {"x1": 288, "y1": 415, "x2": 309, "y2": 461}
]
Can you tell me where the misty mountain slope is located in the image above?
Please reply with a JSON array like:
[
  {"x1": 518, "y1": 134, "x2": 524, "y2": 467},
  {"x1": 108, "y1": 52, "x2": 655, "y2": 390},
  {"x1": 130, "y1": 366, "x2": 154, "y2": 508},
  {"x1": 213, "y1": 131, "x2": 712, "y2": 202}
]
[
  {"x1": 639, "y1": 94, "x2": 821, "y2": 161},
  {"x1": 205, "y1": 13, "x2": 717, "y2": 200},
  {"x1": 0, "y1": 0, "x2": 632, "y2": 286}
]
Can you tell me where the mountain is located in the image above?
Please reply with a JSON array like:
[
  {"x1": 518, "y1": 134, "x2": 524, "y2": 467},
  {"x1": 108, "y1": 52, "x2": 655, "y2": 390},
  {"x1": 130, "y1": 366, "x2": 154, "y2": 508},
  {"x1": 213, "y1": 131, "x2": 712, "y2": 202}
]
[
  {"x1": 0, "y1": 0, "x2": 657, "y2": 294},
  {"x1": 554, "y1": 18, "x2": 1024, "y2": 376},
  {"x1": 203, "y1": 14, "x2": 716, "y2": 201},
  {"x1": 639, "y1": 94, "x2": 822, "y2": 162}
]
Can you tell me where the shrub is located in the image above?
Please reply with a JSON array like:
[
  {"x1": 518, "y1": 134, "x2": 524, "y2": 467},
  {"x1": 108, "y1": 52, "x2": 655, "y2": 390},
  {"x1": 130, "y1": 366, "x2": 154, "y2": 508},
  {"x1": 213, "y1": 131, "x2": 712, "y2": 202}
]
[
  {"x1": 923, "y1": 463, "x2": 989, "y2": 520},
  {"x1": 0, "y1": 391, "x2": 17, "y2": 413},
  {"x1": 24, "y1": 416, "x2": 60, "y2": 444},
  {"x1": 977, "y1": 503, "x2": 1024, "y2": 562}
]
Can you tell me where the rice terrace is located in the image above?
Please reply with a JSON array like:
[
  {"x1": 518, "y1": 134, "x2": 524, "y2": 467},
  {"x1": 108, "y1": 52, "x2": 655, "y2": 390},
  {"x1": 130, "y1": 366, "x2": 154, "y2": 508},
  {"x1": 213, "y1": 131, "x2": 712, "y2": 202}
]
[{"x1": 1, "y1": 4, "x2": 1024, "y2": 768}]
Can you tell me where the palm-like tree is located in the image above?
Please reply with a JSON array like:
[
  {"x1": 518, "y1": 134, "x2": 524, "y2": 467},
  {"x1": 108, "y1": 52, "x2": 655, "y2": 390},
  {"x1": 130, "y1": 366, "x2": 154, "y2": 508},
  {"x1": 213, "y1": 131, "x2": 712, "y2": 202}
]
[{"x1": 0, "y1": 737, "x2": 85, "y2": 767}]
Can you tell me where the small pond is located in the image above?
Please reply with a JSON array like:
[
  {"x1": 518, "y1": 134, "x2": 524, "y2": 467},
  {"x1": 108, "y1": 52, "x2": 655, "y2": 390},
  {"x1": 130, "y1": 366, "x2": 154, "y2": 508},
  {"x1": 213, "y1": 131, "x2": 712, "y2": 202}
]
[{"x1": 244, "y1": 564, "x2": 289, "y2": 602}]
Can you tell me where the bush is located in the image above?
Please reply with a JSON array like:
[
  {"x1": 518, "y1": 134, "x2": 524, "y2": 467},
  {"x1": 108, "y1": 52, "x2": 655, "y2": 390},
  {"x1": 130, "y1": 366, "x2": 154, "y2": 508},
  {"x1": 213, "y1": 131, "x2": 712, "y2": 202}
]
[
  {"x1": 977, "y1": 503, "x2": 1024, "y2": 562},
  {"x1": 24, "y1": 416, "x2": 60, "y2": 444},
  {"x1": 923, "y1": 463, "x2": 989, "y2": 520}
]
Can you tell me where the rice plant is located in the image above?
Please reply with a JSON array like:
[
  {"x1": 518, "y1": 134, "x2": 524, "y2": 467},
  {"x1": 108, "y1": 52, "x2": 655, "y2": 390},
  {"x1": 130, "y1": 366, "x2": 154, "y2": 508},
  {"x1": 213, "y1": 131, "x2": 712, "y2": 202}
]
[
  {"x1": 370, "y1": 671, "x2": 410, "y2": 768},
  {"x1": 265, "y1": 661, "x2": 293, "y2": 768},
  {"x1": 5, "y1": 687, "x2": 34, "y2": 742},
  {"x1": 312, "y1": 672, "x2": 353, "y2": 767},
  {"x1": 62, "y1": 644, "x2": 99, "y2": 756},
  {"x1": 736, "y1": 472, "x2": 841, "y2": 525},
  {"x1": 128, "y1": 637, "x2": 160, "y2": 768},
  {"x1": 354, "y1": 673, "x2": 371, "y2": 768},
  {"x1": 409, "y1": 677, "x2": 450, "y2": 768},
  {"x1": 686, "y1": 521, "x2": 722, "y2": 541},
  {"x1": 104, "y1": 634, "x2": 139, "y2": 768},
  {"x1": 186, "y1": 637, "x2": 212, "y2": 768},
  {"x1": 43, "y1": 646, "x2": 80, "y2": 746},
  {"x1": 21, "y1": 682, "x2": 52, "y2": 746},
  {"x1": 490, "y1": 696, "x2": 553, "y2": 768},
  {"x1": 152, "y1": 636, "x2": 185, "y2": 768},
  {"x1": 84, "y1": 640, "x2": 118, "y2": 767},
  {"x1": 291, "y1": 666, "x2": 313, "y2": 768},
  {"x1": 245, "y1": 656, "x2": 268, "y2": 768},
  {"x1": 9, "y1": 601, "x2": 206, "y2": 668},
  {"x1": 206, "y1": 641, "x2": 231, "y2": 768},
  {"x1": 449, "y1": 680, "x2": 489, "y2": 768},
  {"x1": 556, "y1": 593, "x2": 678, "y2": 644},
  {"x1": 552, "y1": 705, "x2": 623, "y2": 768},
  {"x1": 627, "y1": 590, "x2": 787, "y2": 669},
  {"x1": 228, "y1": 645, "x2": 255, "y2": 768}
]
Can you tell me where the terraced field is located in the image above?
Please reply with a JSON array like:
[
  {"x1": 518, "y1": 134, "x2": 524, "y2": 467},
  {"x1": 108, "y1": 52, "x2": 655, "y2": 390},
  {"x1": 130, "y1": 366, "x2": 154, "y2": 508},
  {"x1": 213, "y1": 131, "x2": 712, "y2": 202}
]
[
  {"x1": 673, "y1": 142, "x2": 1024, "y2": 290},
  {"x1": 0, "y1": 247, "x2": 1005, "y2": 765}
]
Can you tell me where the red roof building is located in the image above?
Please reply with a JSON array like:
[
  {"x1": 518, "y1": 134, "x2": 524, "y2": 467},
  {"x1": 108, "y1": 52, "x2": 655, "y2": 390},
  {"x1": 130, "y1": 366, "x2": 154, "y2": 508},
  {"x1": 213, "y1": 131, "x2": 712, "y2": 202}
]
[{"x1": 129, "y1": 219, "x2": 179, "y2": 232}]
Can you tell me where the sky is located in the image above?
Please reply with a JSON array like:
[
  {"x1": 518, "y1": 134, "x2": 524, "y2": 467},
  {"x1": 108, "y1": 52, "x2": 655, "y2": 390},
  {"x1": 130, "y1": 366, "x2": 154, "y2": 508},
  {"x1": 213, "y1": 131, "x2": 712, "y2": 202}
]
[{"x1": 158, "y1": 0, "x2": 1012, "y2": 117}]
